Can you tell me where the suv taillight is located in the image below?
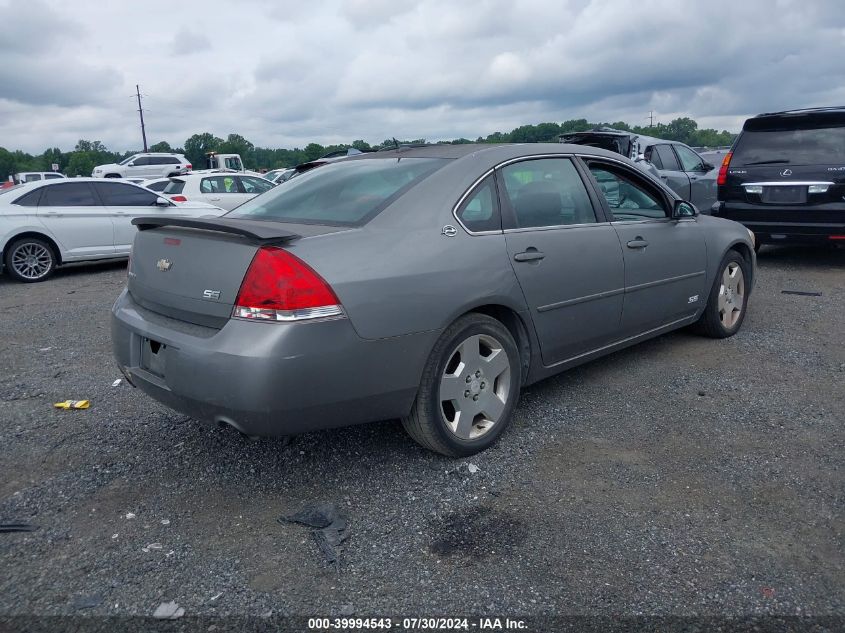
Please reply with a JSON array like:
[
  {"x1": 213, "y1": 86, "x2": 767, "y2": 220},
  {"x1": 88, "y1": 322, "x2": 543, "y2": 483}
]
[
  {"x1": 170, "y1": 195, "x2": 188, "y2": 202},
  {"x1": 233, "y1": 246, "x2": 343, "y2": 322},
  {"x1": 185, "y1": 164, "x2": 192, "y2": 170},
  {"x1": 717, "y1": 151, "x2": 733, "y2": 186}
]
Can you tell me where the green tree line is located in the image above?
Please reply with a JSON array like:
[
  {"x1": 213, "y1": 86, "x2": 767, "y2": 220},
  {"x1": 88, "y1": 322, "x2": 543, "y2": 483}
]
[{"x1": 0, "y1": 117, "x2": 736, "y2": 181}]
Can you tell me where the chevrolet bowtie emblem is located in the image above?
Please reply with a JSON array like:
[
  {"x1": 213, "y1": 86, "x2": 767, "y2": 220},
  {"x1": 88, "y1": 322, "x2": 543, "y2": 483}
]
[{"x1": 156, "y1": 258, "x2": 173, "y2": 272}]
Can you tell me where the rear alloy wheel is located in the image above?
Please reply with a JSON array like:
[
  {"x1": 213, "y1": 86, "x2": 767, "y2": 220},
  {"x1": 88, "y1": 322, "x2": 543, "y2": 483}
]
[
  {"x1": 692, "y1": 249, "x2": 749, "y2": 338},
  {"x1": 402, "y1": 313, "x2": 521, "y2": 456},
  {"x1": 4, "y1": 237, "x2": 57, "y2": 282}
]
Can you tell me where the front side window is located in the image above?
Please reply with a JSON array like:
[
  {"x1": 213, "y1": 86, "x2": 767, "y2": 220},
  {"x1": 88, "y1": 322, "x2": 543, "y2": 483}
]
[
  {"x1": 456, "y1": 174, "x2": 500, "y2": 232},
  {"x1": 41, "y1": 183, "x2": 98, "y2": 207},
  {"x1": 24, "y1": 174, "x2": 42, "y2": 182},
  {"x1": 94, "y1": 182, "x2": 159, "y2": 206},
  {"x1": 119, "y1": 155, "x2": 138, "y2": 166},
  {"x1": 240, "y1": 176, "x2": 273, "y2": 194},
  {"x1": 131, "y1": 157, "x2": 150, "y2": 167},
  {"x1": 227, "y1": 157, "x2": 447, "y2": 225},
  {"x1": 674, "y1": 145, "x2": 705, "y2": 171},
  {"x1": 499, "y1": 158, "x2": 597, "y2": 228},
  {"x1": 587, "y1": 164, "x2": 667, "y2": 221}
]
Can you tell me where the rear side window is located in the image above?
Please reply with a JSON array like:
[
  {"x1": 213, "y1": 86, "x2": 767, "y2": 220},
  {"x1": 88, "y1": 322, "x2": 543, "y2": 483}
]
[
  {"x1": 44, "y1": 173, "x2": 63, "y2": 180},
  {"x1": 24, "y1": 174, "x2": 42, "y2": 182},
  {"x1": 41, "y1": 183, "x2": 98, "y2": 206},
  {"x1": 13, "y1": 188, "x2": 43, "y2": 207},
  {"x1": 146, "y1": 181, "x2": 169, "y2": 192},
  {"x1": 499, "y1": 158, "x2": 597, "y2": 228},
  {"x1": 201, "y1": 176, "x2": 238, "y2": 193},
  {"x1": 228, "y1": 158, "x2": 447, "y2": 225},
  {"x1": 94, "y1": 182, "x2": 159, "y2": 206},
  {"x1": 163, "y1": 180, "x2": 186, "y2": 195},
  {"x1": 733, "y1": 125, "x2": 845, "y2": 165},
  {"x1": 456, "y1": 174, "x2": 500, "y2": 232},
  {"x1": 650, "y1": 145, "x2": 680, "y2": 171}
]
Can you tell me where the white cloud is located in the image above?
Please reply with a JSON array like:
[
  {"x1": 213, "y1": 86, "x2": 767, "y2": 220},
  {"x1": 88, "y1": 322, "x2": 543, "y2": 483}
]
[{"x1": 0, "y1": 0, "x2": 843, "y2": 153}]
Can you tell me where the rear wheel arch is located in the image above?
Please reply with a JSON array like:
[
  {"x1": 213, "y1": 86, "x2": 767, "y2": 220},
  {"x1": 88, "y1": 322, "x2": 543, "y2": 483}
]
[
  {"x1": 456, "y1": 304, "x2": 532, "y2": 386},
  {"x1": 6, "y1": 231, "x2": 62, "y2": 265}
]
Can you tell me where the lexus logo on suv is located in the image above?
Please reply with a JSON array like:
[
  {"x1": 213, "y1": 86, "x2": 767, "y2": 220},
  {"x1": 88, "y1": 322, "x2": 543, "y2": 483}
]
[{"x1": 780, "y1": 168, "x2": 793, "y2": 177}]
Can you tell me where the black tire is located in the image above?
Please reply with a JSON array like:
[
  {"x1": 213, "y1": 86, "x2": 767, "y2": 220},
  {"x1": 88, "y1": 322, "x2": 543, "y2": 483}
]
[
  {"x1": 104, "y1": 173, "x2": 120, "y2": 178},
  {"x1": 166, "y1": 172, "x2": 178, "y2": 178},
  {"x1": 402, "y1": 313, "x2": 522, "y2": 456},
  {"x1": 3, "y1": 237, "x2": 57, "y2": 283},
  {"x1": 692, "y1": 249, "x2": 750, "y2": 338},
  {"x1": 753, "y1": 240, "x2": 762, "y2": 254}
]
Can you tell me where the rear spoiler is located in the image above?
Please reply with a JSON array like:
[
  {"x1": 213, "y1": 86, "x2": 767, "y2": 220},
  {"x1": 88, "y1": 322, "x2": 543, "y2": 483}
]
[{"x1": 132, "y1": 216, "x2": 301, "y2": 243}]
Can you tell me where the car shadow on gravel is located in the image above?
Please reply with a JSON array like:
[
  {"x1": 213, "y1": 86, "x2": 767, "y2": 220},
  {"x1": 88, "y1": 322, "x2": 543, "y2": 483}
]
[
  {"x1": 0, "y1": 258, "x2": 127, "y2": 287},
  {"x1": 755, "y1": 244, "x2": 845, "y2": 269}
]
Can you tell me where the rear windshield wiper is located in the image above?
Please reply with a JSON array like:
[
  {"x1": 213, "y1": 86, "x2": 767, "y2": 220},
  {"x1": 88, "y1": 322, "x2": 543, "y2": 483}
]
[{"x1": 741, "y1": 159, "x2": 791, "y2": 165}]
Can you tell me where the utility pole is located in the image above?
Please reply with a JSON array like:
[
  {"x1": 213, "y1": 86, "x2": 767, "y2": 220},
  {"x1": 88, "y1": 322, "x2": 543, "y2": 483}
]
[
  {"x1": 648, "y1": 110, "x2": 655, "y2": 128},
  {"x1": 136, "y1": 84, "x2": 148, "y2": 152}
]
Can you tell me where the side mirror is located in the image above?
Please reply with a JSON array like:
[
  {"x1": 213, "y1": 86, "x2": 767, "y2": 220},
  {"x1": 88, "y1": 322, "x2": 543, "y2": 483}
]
[
  {"x1": 634, "y1": 153, "x2": 647, "y2": 162},
  {"x1": 673, "y1": 200, "x2": 698, "y2": 218},
  {"x1": 700, "y1": 162, "x2": 714, "y2": 172},
  {"x1": 128, "y1": 162, "x2": 136, "y2": 167},
  {"x1": 155, "y1": 196, "x2": 170, "y2": 206}
]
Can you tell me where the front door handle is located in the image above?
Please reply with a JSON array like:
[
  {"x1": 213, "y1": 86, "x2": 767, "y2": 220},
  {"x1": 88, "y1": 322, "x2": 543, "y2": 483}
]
[
  {"x1": 627, "y1": 238, "x2": 649, "y2": 249},
  {"x1": 514, "y1": 250, "x2": 545, "y2": 262}
]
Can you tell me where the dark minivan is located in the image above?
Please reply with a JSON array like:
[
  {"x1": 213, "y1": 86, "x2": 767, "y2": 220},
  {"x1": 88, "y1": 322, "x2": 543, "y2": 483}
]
[{"x1": 713, "y1": 107, "x2": 845, "y2": 249}]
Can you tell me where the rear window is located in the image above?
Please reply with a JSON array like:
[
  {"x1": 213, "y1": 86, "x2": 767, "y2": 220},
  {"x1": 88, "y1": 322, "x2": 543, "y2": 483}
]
[
  {"x1": 163, "y1": 180, "x2": 186, "y2": 195},
  {"x1": 732, "y1": 125, "x2": 845, "y2": 166},
  {"x1": 227, "y1": 158, "x2": 448, "y2": 225}
]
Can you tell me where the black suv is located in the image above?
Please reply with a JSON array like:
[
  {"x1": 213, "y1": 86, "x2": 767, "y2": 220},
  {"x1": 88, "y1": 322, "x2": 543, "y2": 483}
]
[{"x1": 712, "y1": 107, "x2": 845, "y2": 249}]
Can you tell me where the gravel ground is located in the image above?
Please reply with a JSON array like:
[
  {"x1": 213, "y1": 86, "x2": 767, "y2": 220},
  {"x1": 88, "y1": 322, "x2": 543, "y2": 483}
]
[{"x1": 0, "y1": 246, "x2": 843, "y2": 629}]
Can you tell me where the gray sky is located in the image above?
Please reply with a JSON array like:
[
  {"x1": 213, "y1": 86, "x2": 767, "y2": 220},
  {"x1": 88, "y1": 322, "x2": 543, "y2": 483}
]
[{"x1": 1, "y1": 0, "x2": 843, "y2": 153}]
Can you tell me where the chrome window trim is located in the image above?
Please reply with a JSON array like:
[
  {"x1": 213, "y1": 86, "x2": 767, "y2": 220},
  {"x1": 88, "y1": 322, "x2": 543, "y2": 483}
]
[
  {"x1": 503, "y1": 221, "x2": 611, "y2": 234},
  {"x1": 742, "y1": 181, "x2": 834, "y2": 187}
]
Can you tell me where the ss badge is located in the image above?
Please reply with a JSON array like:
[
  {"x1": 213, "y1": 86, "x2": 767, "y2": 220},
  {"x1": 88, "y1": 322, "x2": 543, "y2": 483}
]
[{"x1": 203, "y1": 289, "x2": 222, "y2": 300}]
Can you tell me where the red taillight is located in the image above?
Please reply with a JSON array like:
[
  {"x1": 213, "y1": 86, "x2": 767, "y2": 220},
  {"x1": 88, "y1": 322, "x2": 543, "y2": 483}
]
[
  {"x1": 185, "y1": 164, "x2": 192, "y2": 170},
  {"x1": 717, "y1": 151, "x2": 733, "y2": 186},
  {"x1": 170, "y1": 195, "x2": 188, "y2": 202},
  {"x1": 829, "y1": 235, "x2": 845, "y2": 240},
  {"x1": 233, "y1": 246, "x2": 343, "y2": 322}
]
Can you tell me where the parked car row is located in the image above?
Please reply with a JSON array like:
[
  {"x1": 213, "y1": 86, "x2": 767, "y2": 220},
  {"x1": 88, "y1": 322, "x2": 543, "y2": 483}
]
[
  {"x1": 0, "y1": 178, "x2": 222, "y2": 282},
  {"x1": 111, "y1": 142, "x2": 757, "y2": 456}
]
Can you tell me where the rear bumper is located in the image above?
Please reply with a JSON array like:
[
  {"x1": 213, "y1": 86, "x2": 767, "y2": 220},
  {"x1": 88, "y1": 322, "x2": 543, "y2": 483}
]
[
  {"x1": 712, "y1": 202, "x2": 845, "y2": 244},
  {"x1": 111, "y1": 289, "x2": 436, "y2": 436}
]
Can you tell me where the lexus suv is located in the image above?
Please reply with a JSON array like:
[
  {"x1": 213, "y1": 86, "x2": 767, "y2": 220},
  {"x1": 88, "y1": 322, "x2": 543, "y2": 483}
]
[
  {"x1": 712, "y1": 107, "x2": 845, "y2": 249},
  {"x1": 92, "y1": 153, "x2": 192, "y2": 179}
]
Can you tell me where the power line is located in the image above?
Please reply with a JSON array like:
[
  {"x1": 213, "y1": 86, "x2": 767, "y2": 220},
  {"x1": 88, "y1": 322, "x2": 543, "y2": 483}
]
[{"x1": 136, "y1": 84, "x2": 148, "y2": 152}]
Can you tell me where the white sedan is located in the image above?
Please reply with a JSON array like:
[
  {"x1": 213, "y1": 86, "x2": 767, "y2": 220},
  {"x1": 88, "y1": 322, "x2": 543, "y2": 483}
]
[
  {"x1": 162, "y1": 173, "x2": 275, "y2": 211},
  {"x1": 0, "y1": 178, "x2": 223, "y2": 282}
]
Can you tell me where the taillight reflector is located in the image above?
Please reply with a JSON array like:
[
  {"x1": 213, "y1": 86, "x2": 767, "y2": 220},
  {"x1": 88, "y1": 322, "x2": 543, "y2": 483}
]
[
  {"x1": 717, "y1": 151, "x2": 732, "y2": 186},
  {"x1": 233, "y1": 246, "x2": 343, "y2": 322},
  {"x1": 829, "y1": 235, "x2": 845, "y2": 240},
  {"x1": 170, "y1": 195, "x2": 188, "y2": 202}
]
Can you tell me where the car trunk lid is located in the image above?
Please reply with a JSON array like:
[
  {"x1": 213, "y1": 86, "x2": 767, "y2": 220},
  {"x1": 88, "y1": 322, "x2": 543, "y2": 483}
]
[{"x1": 127, "y1": 217, "x2": 310, "y2": 328}]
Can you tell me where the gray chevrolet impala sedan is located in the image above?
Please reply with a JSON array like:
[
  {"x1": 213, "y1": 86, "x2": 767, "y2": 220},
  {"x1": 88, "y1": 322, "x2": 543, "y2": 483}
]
[{"x1": 112, "y1": 143, "x2": 756, "y2": 456}]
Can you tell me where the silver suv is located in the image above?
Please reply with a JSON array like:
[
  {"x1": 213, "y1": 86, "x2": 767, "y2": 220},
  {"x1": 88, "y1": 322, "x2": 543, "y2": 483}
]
[{"x1": 92, "y1": 153, "x2": 191, "y2": 179}]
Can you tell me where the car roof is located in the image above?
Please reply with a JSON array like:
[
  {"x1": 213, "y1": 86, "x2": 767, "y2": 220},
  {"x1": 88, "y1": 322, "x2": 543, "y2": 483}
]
[
  {"x1": 744, "y1": 106, "x2": 845, "y2": 131},
  {"x1": 339, "y1": 142, "x2": 628, "y2": 164}
]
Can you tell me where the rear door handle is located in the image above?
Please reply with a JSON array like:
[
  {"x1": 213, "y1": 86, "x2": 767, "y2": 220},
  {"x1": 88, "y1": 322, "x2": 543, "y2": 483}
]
[
  {"x1": 627, "y1": 238, "x2": 649, "y2": 249},
  {"x1": 514, "y1": 250, "x2": 545, "y2": 262}
]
